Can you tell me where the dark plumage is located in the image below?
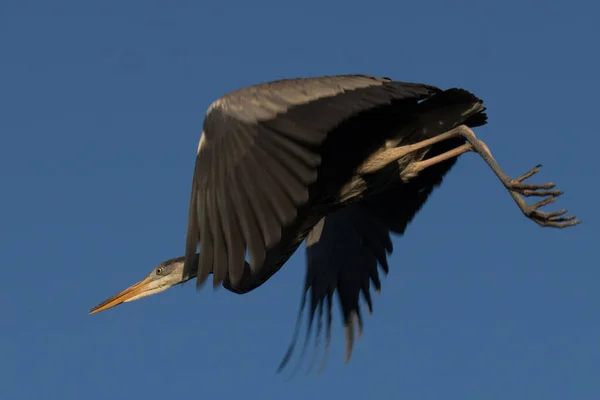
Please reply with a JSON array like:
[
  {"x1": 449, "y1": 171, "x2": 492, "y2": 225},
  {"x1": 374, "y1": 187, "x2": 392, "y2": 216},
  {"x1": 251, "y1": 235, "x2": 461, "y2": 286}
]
[
  {"x1": 184, "y1": 76, "x2": 485, "y2": 294},
  {"x1": 90, "y1": 74, "x2": 579, "y2": 372}
]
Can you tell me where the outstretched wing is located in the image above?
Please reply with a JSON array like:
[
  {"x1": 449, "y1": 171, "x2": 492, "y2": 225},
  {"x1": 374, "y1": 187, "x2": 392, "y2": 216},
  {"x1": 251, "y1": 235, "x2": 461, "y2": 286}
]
[
  {"x1": 277, "y1": 204, "x2": 392, "y2": 375},
  {"x1": 183, "y1": 75, "x2": 439, "y2": 289},
  {"x1": 278, "y1": 130, "x2": 470, "y2": 373}
]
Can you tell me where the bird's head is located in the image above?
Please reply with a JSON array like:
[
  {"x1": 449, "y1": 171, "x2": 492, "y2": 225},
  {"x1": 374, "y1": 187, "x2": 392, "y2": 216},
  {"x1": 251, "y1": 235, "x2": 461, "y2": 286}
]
[{"x1": 89, "y1": 256, "x2": 192, "y2": 315}]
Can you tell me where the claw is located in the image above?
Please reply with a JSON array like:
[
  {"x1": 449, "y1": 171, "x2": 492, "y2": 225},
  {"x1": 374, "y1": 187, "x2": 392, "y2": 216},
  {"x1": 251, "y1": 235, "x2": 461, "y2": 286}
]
[
  {"x1": 520, "y1": 189, "x2": 563, "y2": 197},
  {"x1": 538, "y1": 208, "x2": 568, "y2": 218},
  {"x1": 510, "y1": 181, "x2": 556, "y2": 190},
  {"x1": 536, "y1": 218, "x2": 581, "y2": 228},
  {"x1": 506, "y1": 164, "x2": 579, "y2": 229},
  {"x1": 549, "y1": 215, "x2": 576, "y2": 222},
  {"x1": 531, "y1": 197, "x2": 557, "y2": 209},
  {"x1": 515, "y1": 164, "x2": 542, "y2": 182}
]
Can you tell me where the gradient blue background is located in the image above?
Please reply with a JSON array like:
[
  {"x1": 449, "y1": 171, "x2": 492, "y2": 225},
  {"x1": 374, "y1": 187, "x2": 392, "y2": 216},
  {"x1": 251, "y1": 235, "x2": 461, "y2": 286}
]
[{"x1": 1, "y1": 1, "x2": 598, "y2": 399}]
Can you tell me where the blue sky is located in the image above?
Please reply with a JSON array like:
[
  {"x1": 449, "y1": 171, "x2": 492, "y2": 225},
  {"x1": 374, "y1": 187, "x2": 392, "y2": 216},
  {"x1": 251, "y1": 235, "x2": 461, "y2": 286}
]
[{"x1": 1, "y1": 0, "x2": 598, "y2": 399}]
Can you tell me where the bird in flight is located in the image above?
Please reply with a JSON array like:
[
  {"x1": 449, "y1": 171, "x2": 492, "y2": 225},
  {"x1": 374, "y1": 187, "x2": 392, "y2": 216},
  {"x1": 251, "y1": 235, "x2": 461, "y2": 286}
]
[{"x1": 90, "y1": 75, "x2": 579, "y2": 373}]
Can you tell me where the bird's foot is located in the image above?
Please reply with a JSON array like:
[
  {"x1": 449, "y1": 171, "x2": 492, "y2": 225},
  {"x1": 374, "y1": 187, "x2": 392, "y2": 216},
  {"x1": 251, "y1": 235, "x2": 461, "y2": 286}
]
[{"x1": 505, "y1": 164, "x2": 580, "y2": 228}]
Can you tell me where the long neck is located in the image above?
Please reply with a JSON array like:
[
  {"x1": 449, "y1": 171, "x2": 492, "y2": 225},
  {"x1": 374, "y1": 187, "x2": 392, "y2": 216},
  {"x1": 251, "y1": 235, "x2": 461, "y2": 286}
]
[{"x1": 162, "y1": 254, "x2": 201, "y2": 283}]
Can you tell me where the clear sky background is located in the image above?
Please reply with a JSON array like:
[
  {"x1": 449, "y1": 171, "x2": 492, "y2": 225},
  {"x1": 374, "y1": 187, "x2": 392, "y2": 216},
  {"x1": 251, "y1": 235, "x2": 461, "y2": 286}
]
[{"x1": 1, "y1": 1, "x2": 598, "y2": 399}]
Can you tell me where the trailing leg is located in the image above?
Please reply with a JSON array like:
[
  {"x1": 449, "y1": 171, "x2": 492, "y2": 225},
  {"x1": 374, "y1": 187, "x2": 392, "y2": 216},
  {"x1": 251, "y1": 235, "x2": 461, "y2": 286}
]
[{"x1": 362, "y1": 125, "x2": 580, "y2": 228}]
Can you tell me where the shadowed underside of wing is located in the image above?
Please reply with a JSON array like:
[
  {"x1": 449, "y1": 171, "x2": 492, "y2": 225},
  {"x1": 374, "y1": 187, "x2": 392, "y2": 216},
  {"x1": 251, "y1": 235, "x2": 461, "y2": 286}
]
[
  {"x1": 276, "y1": 131, "x2": 478, "y2": 374},
  {"x1": 183, "y1": 75, "x2": 440, "y2": 289},
  {"x1": 277, "y1": 204, "x2": 392, "y2": 376}
]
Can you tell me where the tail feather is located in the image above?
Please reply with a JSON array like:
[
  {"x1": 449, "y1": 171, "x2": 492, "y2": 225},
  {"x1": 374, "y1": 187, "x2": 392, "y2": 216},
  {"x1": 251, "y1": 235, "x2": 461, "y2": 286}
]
[{"x1": 416, "y1": 88, "x2": 488, "y2": 138}]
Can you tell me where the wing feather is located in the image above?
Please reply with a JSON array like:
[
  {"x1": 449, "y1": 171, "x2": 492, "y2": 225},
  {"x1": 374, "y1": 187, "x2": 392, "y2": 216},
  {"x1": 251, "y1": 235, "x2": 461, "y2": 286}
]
[
  {"x1": 184, "y1": 75, "x2": 439, "y2": 289},
  {"x1": 197, "y1": 187, "x2": 213, "y2": 285},
  {"x1": 277, "y1": 133, "x2": 472, "y2": 371},
  {"x1": 250, "y1": 138, "x2": 308, "y2": 206},
  {"x1": 277, "y1": 205, "x2": 392, "y2": 372},
  {"x1": 259, "y1": 128, "x2": 319, "y2": 184},
  {"x1": 231, "y1": 170, "x2": 265, "y2": 272}
]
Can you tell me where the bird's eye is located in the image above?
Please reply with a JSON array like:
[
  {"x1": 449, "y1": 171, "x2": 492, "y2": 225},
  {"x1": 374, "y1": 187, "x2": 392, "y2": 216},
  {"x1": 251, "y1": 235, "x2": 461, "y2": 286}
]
[{"x1": 156, "y1": 267, "x2": 163, "y2": 275}]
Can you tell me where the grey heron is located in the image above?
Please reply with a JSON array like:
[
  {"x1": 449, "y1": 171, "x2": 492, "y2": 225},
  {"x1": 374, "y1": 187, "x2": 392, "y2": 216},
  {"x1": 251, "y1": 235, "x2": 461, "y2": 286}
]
[{"x1": 89, "y1": 75, "x2": 579, "y2": 371}]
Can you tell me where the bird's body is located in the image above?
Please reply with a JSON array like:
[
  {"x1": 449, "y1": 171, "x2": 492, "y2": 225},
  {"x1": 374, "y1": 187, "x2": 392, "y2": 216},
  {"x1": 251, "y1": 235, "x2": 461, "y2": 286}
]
[
  {"x1": 90, "y1": 74, "x2": 579, "y2": 372},
  {"x1": 184, "y1": 76, "x2": 487, "y2": 295}
]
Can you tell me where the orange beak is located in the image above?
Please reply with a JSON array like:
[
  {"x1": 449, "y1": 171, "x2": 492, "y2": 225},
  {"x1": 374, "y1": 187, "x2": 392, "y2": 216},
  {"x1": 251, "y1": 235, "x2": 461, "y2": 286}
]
[{"x1": 89, "y1": 278, "x2": 151, "y2": 314}]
